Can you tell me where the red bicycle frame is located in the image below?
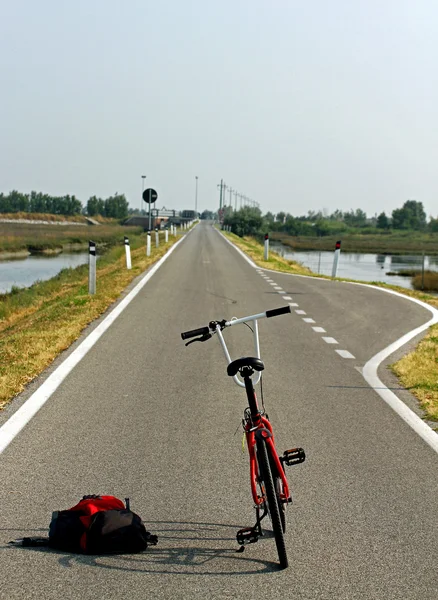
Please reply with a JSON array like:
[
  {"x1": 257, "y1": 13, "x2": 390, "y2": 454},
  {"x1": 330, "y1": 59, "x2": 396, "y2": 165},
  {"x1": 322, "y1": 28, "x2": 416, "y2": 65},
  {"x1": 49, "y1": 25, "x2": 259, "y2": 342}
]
[{"x1": 246, "y1": 407, "x2": 291, "y2": 506}]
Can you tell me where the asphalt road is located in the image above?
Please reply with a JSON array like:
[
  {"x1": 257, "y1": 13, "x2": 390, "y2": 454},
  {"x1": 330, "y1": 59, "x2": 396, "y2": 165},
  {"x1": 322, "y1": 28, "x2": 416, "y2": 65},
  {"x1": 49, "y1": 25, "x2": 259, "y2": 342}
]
[{"x1": 1, "y1": 222, "x2": 437, "y2": 600}]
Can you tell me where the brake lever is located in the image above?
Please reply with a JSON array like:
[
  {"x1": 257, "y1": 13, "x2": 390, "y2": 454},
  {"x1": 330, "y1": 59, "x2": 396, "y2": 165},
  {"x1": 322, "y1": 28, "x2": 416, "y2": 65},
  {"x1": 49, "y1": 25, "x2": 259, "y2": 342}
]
[{"x1": 185, "y1": 333, "x2": 212, "y2": 347}]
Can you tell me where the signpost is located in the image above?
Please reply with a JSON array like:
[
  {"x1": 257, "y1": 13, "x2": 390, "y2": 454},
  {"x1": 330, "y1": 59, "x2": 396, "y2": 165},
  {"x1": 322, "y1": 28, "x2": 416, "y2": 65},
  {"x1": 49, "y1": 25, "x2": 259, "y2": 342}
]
[
  {"x1": 142, "y1": 188, "x2": 158, "y2": 232},
  {"x1": 332, "y1": 240, "x2": 341, "y2": 278}
]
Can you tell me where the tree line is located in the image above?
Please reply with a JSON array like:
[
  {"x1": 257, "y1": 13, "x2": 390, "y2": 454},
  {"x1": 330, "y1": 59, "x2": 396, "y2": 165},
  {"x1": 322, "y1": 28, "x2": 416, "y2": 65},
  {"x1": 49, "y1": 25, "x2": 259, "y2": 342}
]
[
  {"x1": 0, "y1": 190, "x2": 129, "y2": 219},
  {"x1": 222, "y1": 200, "x2": 438, "y2": 237}
]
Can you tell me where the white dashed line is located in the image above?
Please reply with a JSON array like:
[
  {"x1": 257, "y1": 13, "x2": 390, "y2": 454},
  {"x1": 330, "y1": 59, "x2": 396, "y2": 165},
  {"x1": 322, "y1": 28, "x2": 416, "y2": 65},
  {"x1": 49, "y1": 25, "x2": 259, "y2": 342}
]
[
  {"x1": 269, "y1": 283, "x2": 277, "y2": 286},
  {"x1": 295, "y1": 310, "x2": 306, "y2": 315},
  {"x1": 312, "y1": 326, "x2": 326, "y2": 333},
  {"x1": 283, "y1": 296, "x2": 292, "y2": 300},
  {"x1": 289, "y1": 303, "x2": 299, "y2": 307},
  {"x1": 274, "y1": 286, "x2": 282, "y2": 290},
  {"x1": 277, "y1": 290, "x2": 286, "y2": 294},
  {"x1": 336, "y1": 350, "x2": 355, "y2": 359},
  {"x1": 323, "y1": 337, "x2": 338, "y2": 344},
  {"x1": 303, "y1": 318, "x2": 316, "y2": 323}
]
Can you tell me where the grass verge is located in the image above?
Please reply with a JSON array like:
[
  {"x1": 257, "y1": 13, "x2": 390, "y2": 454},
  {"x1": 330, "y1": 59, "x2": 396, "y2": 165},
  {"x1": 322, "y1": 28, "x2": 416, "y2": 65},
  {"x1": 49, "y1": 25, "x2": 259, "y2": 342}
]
[
  {"x1": 220, "y1": 229, "x2": 438, "y2": 424},
  {"x1": 0, "y1": 231, "x2": 181, "y2": 411}
]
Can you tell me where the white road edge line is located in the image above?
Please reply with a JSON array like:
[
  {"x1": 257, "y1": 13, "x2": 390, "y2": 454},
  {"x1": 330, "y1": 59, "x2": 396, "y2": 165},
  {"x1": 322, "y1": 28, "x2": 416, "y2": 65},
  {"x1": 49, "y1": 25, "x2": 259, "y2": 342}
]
[
  {"x1": 217, "y1": 228, "x2": 438, "y2": 454},
  {"x1": 0, "y1": 232, "x2": 190, "y2": 455}
]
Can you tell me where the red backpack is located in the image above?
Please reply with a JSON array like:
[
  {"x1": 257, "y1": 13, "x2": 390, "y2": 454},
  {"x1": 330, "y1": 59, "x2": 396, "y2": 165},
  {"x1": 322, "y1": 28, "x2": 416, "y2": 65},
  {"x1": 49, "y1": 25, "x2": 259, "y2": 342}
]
[{"x1": 11, "y1": 495, "x2": 157, "y2": 554}]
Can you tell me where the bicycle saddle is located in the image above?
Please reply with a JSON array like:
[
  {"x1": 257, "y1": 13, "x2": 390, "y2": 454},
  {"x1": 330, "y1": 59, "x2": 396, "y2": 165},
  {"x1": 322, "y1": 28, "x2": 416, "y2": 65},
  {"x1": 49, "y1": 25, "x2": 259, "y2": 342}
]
[{"x1": 227, "y1": 356, "x2": 265, "y2": 377}]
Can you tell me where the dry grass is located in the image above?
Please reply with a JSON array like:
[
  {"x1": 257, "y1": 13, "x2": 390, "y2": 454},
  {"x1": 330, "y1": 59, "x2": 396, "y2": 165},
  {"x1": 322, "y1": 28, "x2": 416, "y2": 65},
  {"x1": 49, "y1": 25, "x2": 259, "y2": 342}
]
[
  {"x1": 224, "y1": 232, "x2": 312, "y2": 275},
  {"x1": 0, "y1": 232, "x2": 179, "y2": 410},
  {"x1": 0, "y1": 221, "x2": 142, "y2": 252},
  {"x1": 412, "y1": 271, "x2": 438, "y2": 292},
  {"x1": 391, "y1": 326, "x2": 438, "y2": 422}
]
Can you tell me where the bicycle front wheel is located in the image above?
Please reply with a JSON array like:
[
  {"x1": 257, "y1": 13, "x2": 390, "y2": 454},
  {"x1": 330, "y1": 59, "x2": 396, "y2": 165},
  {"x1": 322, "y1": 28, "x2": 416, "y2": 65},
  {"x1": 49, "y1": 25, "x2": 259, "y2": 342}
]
[{"x1": 257, "y1": 438, "x2": 288, "y2": 569}]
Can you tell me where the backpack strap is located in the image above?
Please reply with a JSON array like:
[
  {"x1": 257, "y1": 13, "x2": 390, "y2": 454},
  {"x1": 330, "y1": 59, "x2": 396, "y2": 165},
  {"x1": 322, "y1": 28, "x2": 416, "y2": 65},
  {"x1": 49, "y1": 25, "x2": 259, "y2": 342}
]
[{"x1": 9, "y1": 537, "x2": 50, "y2": 547}]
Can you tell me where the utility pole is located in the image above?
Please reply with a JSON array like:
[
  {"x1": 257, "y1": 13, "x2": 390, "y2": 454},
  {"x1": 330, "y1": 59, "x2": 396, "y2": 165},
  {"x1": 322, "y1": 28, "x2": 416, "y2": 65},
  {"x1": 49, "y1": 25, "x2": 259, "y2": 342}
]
[
  {"x1": 141, "y1": 175, "x2": 146, "y2": 215},
  {"x1": 195, "y1": 176, "x2": 198, "y2": 215},
  {"x1": 229, "y1": 187, "x2": 233, "y2": 210},
  {"x1": 218, "y1": 179, "x2": 223, "y2": 211}
]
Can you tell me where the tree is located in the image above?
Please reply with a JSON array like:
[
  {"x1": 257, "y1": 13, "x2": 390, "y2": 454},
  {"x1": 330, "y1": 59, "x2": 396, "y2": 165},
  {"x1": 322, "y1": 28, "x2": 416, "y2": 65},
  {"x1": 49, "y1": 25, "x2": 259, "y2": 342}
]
[
  {"x1": 376, "y1": 212, "x2": 390, "y2": 229},
  {"x1": 392, "y1": 200, "x2": 426, "y2": 230},
  {"x1": 224, "y1": 206, "x2": 263, "y2": 237}
]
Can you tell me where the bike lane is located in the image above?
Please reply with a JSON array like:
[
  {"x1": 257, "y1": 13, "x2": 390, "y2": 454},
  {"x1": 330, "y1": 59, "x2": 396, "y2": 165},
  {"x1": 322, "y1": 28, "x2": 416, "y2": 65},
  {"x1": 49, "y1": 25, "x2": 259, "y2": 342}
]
[{"x1": 0, "y1": 222, "x2": 437, "y2": 600}]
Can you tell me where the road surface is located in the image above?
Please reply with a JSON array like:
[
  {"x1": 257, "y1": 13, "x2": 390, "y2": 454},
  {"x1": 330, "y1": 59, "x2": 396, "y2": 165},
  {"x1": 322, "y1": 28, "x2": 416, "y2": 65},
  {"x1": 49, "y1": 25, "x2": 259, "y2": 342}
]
[{"x1": 1, "y1": 222, "x2": 437, "y2": 599}]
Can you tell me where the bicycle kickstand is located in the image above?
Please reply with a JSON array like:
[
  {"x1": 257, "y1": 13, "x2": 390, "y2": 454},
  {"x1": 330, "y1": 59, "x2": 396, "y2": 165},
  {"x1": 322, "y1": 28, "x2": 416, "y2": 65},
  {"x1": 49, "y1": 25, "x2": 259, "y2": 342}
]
[{"x1": 236, "y1": 504, "x2": 268, "y2": 551}]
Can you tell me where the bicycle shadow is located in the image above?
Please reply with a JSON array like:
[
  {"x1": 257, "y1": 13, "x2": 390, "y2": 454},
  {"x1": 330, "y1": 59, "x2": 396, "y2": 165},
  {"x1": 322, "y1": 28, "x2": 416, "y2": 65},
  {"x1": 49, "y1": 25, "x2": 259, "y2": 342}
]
[{"x1": 3, "y1": 520, "x2": 280, "y2": 575}]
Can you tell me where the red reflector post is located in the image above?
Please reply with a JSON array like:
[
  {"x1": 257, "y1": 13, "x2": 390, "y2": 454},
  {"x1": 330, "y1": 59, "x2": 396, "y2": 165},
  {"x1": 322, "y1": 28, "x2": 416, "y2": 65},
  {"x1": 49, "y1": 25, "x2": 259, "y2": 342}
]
[{"x1": 335, "y1": 240, "x2": 341, "y2": 250}]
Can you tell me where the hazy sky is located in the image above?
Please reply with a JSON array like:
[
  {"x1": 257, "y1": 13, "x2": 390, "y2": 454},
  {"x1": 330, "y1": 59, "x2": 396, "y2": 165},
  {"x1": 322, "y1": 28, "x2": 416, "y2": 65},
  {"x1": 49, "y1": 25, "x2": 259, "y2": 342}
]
[{"x1": 1, "y1": 0, "x2": 437, "y2": 217}]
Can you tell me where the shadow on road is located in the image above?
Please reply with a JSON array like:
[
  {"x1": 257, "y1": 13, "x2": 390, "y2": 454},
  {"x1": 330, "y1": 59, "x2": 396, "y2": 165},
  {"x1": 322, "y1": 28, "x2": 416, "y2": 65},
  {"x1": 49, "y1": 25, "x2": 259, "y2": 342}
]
[{"x1": 2, "y1": 520, "x2": 281, "y2": 575}]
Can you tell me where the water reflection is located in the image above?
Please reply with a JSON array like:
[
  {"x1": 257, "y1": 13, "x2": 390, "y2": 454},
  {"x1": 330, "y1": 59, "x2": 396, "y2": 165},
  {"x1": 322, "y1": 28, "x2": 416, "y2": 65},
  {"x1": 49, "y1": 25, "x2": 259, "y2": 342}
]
[
  {"x1": 270, "y1": 242, "x2": 438, "y2": 290},
  {"x1": 0, "y1": 252, "x2": 90, "y2": 294}
]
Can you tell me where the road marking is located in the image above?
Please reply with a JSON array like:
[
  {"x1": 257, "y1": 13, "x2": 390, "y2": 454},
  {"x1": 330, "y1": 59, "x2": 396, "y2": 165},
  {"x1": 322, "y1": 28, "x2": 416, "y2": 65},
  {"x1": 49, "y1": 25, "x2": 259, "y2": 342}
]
[
  {"x1": 274, "y1": 286, "x2": 282, "y2": 290},
  {"x1": 336, "y1": 350, "x2": 355, "y2": 359},
  {"x1": 219, "y1": 229, "x2": 438, "y2": 453},
  {"x1": 269, "y1": 283, "x2": 277, "y2": 286},
  {"x1": 289, "y1": 302, "x2": 299, "y2": 307},
  {"x1": 295, "y1": 309, "x2": 306, "y2": 315},
  {"x1": 322, "y1": 337, "x2": 338, "y2": 344},
  {"x1": 303, "y1": 318, "x2": 316, "y2": 323},
  {"x1": 283, "y1": 296, "x2": 292, "y2": 300},
  {"x1": 0, "y1": 233, "x2": 189, "y2": 455},
  {"x1": 312, "y1": 326, "x2": 326, "y2": 333}
]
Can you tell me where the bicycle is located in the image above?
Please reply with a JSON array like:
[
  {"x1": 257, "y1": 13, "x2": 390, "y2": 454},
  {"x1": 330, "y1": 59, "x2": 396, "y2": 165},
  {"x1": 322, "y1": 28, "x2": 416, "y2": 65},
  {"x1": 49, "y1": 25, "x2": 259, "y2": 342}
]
[{"x1": 181, "y1": 305, "x2": 305, "y2": 569}]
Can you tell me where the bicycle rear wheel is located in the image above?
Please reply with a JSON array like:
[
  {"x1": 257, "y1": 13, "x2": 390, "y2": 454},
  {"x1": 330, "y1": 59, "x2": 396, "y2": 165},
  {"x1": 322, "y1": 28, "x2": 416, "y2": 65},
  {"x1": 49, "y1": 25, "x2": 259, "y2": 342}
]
[{"x1": 257, "y1": 439, "x2": 288, "y2": 569}]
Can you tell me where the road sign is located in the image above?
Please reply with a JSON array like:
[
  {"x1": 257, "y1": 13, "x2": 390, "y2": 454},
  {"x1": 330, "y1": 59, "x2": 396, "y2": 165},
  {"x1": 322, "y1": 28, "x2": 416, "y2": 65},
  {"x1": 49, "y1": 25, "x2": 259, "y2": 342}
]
[{"x1": 143, "y1": 189, "x2": 158, "y2": 203}]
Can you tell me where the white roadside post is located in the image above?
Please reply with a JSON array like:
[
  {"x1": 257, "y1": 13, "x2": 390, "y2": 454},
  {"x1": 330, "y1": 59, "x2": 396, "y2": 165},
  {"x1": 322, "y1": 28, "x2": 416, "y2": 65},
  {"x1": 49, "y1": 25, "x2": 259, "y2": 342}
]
[
  {"x1": 155, "y1": 228, "x2": 159, "y2": 247},
  {"x1": 264, "y1": 233, "x2": 269, "y2": 260},
  {"x1": 146, "y1": 231, "x2": 151, "y2": 257},
  {"x1": 88, "y1": 240, "x2": 96, "y2": 294},
  {"x1": 331, "y1": 240, "x2": 341, "y2": 277},
  {"x1": 165, "y1": 228, "x2": 169, "y2": 243},
  {"x1": 124, "y1": 236, "x2": 132, "y2": 269}
]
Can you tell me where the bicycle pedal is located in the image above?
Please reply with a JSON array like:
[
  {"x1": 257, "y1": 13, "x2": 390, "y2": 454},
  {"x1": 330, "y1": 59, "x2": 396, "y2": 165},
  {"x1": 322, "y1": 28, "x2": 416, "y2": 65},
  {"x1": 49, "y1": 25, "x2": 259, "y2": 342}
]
[
  {"x1": 282, "y1": 447, "x2": 306, "y2": 466},
  {"x1": 236, "y1": 527, "x2": 259, "y2": 546}
]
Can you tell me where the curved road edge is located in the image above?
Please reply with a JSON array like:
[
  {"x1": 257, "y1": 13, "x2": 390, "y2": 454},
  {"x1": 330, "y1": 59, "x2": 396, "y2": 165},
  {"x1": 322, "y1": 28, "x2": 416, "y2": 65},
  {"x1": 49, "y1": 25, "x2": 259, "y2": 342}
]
[{"x1": 216, "y1": 227, "x2": 438, "y2": 454}]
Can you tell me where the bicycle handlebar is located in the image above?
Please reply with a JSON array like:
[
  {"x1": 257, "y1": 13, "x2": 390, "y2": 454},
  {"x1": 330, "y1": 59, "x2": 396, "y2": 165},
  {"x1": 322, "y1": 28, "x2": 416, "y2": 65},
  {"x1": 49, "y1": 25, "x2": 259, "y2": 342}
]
[
  {"x1": 266, "y1": 306, "x2": 291, "y2": 318},
  {"x1": 180, "y1": 306, "x2": 291, "y2": 340},
  {"x1": 181, "y1": 326, "x2": 210, "y2": 340}
]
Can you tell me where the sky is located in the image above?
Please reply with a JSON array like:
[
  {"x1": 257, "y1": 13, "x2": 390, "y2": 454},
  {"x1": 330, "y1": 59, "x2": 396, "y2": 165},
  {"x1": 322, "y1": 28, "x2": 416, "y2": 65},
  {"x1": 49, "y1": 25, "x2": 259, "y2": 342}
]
[{"x1": 1, "y1": 0, "x2": 437, "y2": 218}]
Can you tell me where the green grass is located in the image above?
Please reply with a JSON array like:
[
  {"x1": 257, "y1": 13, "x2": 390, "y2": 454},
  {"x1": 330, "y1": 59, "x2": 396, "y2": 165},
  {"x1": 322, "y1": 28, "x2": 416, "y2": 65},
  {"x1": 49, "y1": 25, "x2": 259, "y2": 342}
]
[
  {"x1": 0, "y1": 221, "x2": 143, "y2": 253},
  {"x1": 271, "y1": 231, "x2": 438, "y2": 255}
]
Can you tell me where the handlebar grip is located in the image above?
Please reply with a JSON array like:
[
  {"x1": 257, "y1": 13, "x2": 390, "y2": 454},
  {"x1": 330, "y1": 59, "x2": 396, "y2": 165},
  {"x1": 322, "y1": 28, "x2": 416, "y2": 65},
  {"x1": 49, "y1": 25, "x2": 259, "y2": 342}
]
[
  {"x1": 181, "y1": 326, "x2": 210, "y2": 340},
  {"x1": 266, "y1": 306, "x2": 291, "y2": 318}
]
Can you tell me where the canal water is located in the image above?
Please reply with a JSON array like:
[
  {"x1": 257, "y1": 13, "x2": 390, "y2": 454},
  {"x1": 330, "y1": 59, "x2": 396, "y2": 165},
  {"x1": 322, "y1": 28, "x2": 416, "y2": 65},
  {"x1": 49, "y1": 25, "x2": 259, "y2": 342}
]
[
  {"x1": 270, "y1": 242, "x2": 438, "y2": 290},
  {"x1": 0, "y1": 252, "x2": 90, "y2": 294}
]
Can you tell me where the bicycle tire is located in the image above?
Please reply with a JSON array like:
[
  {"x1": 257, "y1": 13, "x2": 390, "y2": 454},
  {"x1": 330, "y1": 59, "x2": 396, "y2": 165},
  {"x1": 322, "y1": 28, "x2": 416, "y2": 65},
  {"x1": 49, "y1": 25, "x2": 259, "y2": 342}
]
[
  {"x1": 257, "y1": 438, "x2": 288, "y2": 569},
  {"x1": 274, "y1": 475, "x2": 286, "y2": 533},
  {"x1": 269, "y1": 453, "x2": 286, "y2": 533}
]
